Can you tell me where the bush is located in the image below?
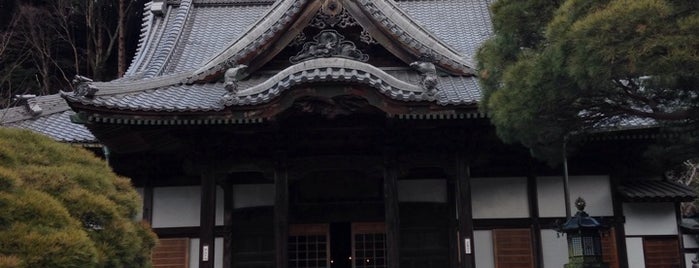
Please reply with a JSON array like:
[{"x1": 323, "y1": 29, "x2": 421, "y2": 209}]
[{"x1": 0, "y1": 128, "x2": 156, "y2": 267}]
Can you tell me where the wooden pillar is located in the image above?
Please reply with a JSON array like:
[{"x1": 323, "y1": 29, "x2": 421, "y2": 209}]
[
  {"x1": 611, "y1": 177, "x2": 629, "y2": 268},
  {"x1": 677, "y1": 202, "x2": 687, "y2": 268},
  {"x1": 199, "y1": 172, "x2": 218, "y2": 268},
  {"x1": 274, "y1": 154, "x2": 289, "y2": 268},
  {"x1": 142, "y1": 182, "x2": 154, "y2": 224},
  {"x1": 456, "y1": 154, "x2": 474, "y2": 268},
  {"x1": 384, "y1": 149, "x2": 400, "y2": 268},
  {"x1": 527, "y1": 173, "x2": 543, "y2": 268},
  {"x1": 223, "y1": 180, "x2": 233, "y2": 268},
  {"x1": 448, "y1": 178, "x2": 459, "y2": 268}
]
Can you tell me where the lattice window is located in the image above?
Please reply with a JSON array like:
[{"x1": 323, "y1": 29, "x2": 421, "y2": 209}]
[
  {"x1": 353, "y1": 223, "x2": 387, "y2": 268},
  {"x1": 289, "y1": 224, "x2": 330, "y2": 268}
]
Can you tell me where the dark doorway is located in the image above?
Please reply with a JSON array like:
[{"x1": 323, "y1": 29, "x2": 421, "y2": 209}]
[{"x1": 330, "y1": 222, "x2": 352, "y2": 268}]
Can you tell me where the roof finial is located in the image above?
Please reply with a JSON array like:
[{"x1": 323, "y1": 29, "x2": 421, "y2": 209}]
[{"x1": 575, "y1": 197, "x2": 586, "y2": 212}]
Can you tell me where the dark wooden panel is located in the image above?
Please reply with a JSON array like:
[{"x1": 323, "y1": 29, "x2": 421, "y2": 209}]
[
  {"x1": 601, "y1": 228, "x2": 619, "y2": 268},
  {"x1": 643, "y1": 237, "x2": 680, "y2": 268},
  {"x1": 492, "y1": 229, "x2": 533, "y2": 268},
  {"x1": 152, "y1": 238, "x2": 189, "y2": 268}
]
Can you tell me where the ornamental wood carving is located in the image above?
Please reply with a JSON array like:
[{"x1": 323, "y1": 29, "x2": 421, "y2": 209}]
[{"x1": 289, "y1": 30, "x2": 369, "y2": 63}]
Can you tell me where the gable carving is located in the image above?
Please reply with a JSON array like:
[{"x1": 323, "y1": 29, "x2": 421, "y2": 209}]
[
  {"x1": 188, "y1": 0, "x2": 474, "y2": 86},
  {"x1": 289, "y1": 30, "x2": 369, "y2": 64},
  {"x1": 310, "y1": 1, "x2": 356, "y2": 29}
]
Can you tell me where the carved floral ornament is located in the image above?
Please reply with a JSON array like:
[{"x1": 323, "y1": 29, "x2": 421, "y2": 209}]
[
  {"x1": 290, "y1": 30, "x2": 369, "y2": 64},
  {"x1": 311, "y1": 0, "x2": 356, "y2": 29}
]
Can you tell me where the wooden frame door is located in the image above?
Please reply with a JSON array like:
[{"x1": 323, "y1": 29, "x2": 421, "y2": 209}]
[
  {"x1": 289, "y1": 224, "x2": 331, "y2": 268},
  {"x1": 352, "y1": 222, "x2": 387, "y2": 268}
]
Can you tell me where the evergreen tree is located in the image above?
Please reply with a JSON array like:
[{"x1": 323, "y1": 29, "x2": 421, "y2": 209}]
[
  {"x1": 0, "y1": 128, "x2": 156, "y2": 267},
  {"x1": 477, "y1": 0, "x2": 699, "y2": 164}
]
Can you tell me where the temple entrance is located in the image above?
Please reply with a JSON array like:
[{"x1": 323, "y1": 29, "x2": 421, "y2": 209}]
[{"x1": 289, "y1": 223, "x2": 386, "y2": 268}]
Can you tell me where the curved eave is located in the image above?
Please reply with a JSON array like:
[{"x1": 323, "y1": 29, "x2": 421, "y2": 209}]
[
  {"x1": 223, "y1": 58, "x2": 434, "y2": 106},
  {"x1": 63, "y1": 58, "x2": 477, "y2": 114},
  {"x1": 68, "y1": 107, "x2": 484, "y2": 126}
]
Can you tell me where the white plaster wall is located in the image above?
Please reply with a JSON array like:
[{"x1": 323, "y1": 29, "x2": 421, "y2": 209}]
[
  {"x1": 685, "y1": 234, "x2": 699, "y2": 249},
  {"x1": 474, "y1": 230, "x2": 495, "y2": 268},
  {"x1": 216, "y1": 186, "x2": 223, "y2": 226},
  {"x1": 687, "y1": 254, "x2": 697, "y2": 268},
  {"x1": 540, "y1": 229, "x2": 568, "y2": 268},
  {"x1": 626, "y1": 237, "x2": 646, "y2": 268},
  {"x1": 152, "y1": 186, "x2": 200, "y2": 227},
  {"x1": 215, "y1": 237, "x2": 223, "y2": 268},
  {"x1": 537, "y1": 177, "x2": 566, "y2": 217},
  {"x1": 537, "y1": 175, "x2": 613, "y2": 217},
  {"x1": 472, "y1": 177, "x2": 529, "y2": 219},
  {"x1": 398, "y1": 179, "x2": 447, "y2": 203},
  {"x1": 188, "y1": 237, "x2": 224, "y2": 268},
  {"x1": 135, "y1": 187, "x2": 144, "y2": 221},
  {"x1": 233, "y1": 184, "x2": 274, "y2": 209},
  {"x1": 190, "y1": 238, "x2": 199, "y2": 268},
  {"x1": 623, "y1": 202, "x2": 677, "y2": 236}
]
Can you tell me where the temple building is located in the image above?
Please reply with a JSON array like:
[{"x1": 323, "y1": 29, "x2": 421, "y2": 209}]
[{"x1": 1, "y1": 0, "x2": 697, "y2": 267}]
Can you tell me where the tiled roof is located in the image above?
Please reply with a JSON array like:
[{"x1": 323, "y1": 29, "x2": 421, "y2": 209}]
[
  {"x1": 64, "y1": 64, "x2": 481, "y2": 112},
  {"x1": 4, "y1": 111, "x2": 96, "y2": 144},
  {"x1": 165, "y1": 4, "x2": 271, "y2": 74},
  {"x1": 398, "y1": 0, "x2": 495, "y2": 62},
  {"x1": 618, "y1": 180, "x2": 696, "y2": 202},
  {"x1": 143, "y1": 0, "x2": 194, "y2": 77},
  {"x1": 64, "y1": 0, "x2": 495, "y2": 111},
  {"x1": 591, "y1": 116, "x2": 658, "y2": 132}
]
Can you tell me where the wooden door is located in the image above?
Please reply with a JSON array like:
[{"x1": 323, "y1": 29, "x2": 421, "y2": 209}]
[
  {"x1": 289, "y1": 224, "x2": 330, "y2": 268},
  {"x1": 352, "y1": 222, "x2": 387, "y2": 268}
]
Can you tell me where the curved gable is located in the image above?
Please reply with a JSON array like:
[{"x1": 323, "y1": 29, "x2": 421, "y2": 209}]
[{"x1": 187, "y1": 0, "x2": 474, "y2": 84}]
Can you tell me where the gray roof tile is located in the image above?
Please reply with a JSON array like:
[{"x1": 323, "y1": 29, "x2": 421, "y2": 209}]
[
  {"x1": 144, "y1": 0, "x2": 194, "y2": 77},
  {"x1": 618, "y1": 180, "x2": 696, "y2": 202},
  {"x1": 68, "y1": 66, "x2": 482, "y2": 111},
  {"x1": 4, "y1": 111, "x2": 96, "y2": 143},
  {"x1": 165, "y1": 4, "x2": 270, "y2": 74},
  {"x1": 398, "y1": 0, "x2": 494, "y2": 62}
]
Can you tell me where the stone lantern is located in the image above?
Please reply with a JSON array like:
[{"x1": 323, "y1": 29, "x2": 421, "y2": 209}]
[{"x1": 561, "y1": 197, "x2": 609, "y2": 268}]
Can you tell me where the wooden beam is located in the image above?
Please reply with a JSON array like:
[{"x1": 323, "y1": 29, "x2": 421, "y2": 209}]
[
  {"x1": 274, "y1": 154, "x2": 289, "y2": 268},
  {"x1": 384, "y1": 149, "x2": 400, "y2": 268},
  {"x1": 456, "y1": 154, "x2": 474, "y2": 268},
  {"x1": 223, "y1": 180, "x2": 233, "y2": 268},
  {"x1": 199, "y1": 172, "x2": 218, "y2": 268}
]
